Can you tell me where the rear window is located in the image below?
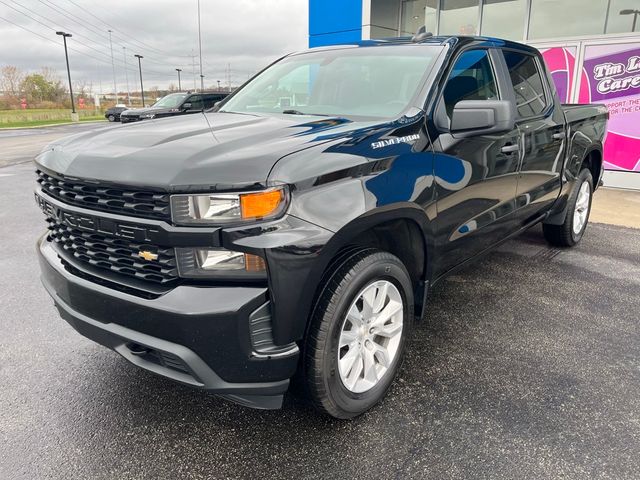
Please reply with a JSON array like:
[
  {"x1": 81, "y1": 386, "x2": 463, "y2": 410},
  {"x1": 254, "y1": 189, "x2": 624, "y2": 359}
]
[{"x1": 503, "y1": 51, "x2": 548, "y2": 118}]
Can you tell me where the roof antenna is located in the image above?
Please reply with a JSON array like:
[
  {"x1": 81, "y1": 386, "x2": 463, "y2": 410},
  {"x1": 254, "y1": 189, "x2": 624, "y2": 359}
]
[{"x1": 412, "y1": 26, "x2": 433, "y2": 43}]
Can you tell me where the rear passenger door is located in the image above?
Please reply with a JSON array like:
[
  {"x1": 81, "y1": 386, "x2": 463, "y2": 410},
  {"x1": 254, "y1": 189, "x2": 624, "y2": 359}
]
[
  {"x1": 431, "y1": 48, "x2": 522, "y2": 277},
  {"x1": 501, "y1": 50, "x2": 565, "y2": 222}
]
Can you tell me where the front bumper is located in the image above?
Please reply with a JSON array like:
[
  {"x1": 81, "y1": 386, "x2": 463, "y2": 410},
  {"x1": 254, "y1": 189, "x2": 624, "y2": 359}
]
[{"x1": 38, "y1": 236, "x2": 299, "y2": 409}]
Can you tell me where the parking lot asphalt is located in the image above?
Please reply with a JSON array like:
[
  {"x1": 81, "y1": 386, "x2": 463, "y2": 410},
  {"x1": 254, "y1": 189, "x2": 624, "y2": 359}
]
[
  {"x1": 0, "y1": 121, "x2": 114, "y2": 168},
  {"x1": 1, "y1": 126, "x2": 639, "y2": 479}
]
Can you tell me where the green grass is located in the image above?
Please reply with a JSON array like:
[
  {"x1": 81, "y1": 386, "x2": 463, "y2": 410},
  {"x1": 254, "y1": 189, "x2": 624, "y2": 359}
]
[{"x1": 0, "y1": 109, "x2": 106, "y2": 128}]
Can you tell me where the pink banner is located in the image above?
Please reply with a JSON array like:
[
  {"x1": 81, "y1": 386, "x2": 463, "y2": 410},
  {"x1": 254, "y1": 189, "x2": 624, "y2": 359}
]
[
  {"x1": 541, "y1": 44, "x2": 640, "y2": 173},
  {"x1": 580, "y1": 43, "x2": 640, "y2": 172},
  {"x1": 540, "y1": 46, "x2": 578, "y2": 103}
]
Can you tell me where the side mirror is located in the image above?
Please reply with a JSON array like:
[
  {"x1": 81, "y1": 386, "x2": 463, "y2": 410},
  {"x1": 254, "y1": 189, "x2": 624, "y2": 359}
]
[
  {"x1": 450, "y1": 100, "x2": 515, "y2": 137},
  {"x1": 182, "y1": 102, "x2": 192, "y2": 110}
]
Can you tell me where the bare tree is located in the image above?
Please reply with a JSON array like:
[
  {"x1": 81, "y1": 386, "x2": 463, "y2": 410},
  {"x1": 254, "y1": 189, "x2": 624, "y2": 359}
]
[{"x1": 1, "y1": 65, "x2": 25, "y2": 98}]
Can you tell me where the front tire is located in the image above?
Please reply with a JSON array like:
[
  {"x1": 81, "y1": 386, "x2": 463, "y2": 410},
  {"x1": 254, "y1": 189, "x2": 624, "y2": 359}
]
[
  {"x1": 543, "y1": 168, "x2": 593, "y2": 247},
  {"x1": 304, "y1": 249, "x2": 414, "y2": 419},
  {"x1": 107, "y1": 114, "x2": 116, "y2": 122}
]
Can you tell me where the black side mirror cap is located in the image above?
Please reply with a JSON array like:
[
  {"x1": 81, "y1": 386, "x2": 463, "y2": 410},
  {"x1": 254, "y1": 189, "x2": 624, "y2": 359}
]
[{"x1": 450, "y1": 100, "x2": 515, "y2": 138}]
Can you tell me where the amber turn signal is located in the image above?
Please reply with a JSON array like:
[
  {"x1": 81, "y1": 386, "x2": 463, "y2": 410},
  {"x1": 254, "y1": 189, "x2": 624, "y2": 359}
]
[
  {"x1": 244, "y1": 253, "x2": 266, "y2": 272},
  {"x1": 240, "y1": 189, "x2": 284, "y2": 220}
]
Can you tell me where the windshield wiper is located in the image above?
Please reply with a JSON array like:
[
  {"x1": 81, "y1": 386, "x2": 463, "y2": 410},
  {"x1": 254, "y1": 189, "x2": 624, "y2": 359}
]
[
  {"x1": 282, "y1": 109, "x2": 329, "y2": 116},
  {"x1": 282, "y1": 109, "x2": 306, "y2": 115}
]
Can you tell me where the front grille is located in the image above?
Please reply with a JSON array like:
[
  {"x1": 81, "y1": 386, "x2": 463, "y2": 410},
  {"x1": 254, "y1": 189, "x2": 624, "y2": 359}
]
[
  {"x1": 46, "y1": 218, "x2": 178, "y2": 284},
  {"x1": 36, "y1": 170, "x2": 171, "y2": 220}
]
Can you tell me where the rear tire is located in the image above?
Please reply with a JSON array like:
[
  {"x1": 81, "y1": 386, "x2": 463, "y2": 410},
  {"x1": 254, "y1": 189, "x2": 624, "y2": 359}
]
[
  {"x1": 543, "y1": 168, "x2": 593, "y2": 247},
  {"x1": 107, "y1": 114, "x2": 116, "y2": 122},
  {"x1": 304, "y1": 249, "x2": 414, "y2": 419}
]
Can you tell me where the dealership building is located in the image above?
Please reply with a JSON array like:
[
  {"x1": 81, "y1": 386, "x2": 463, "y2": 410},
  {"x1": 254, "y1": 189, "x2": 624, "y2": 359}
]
[{"x1": 309, "y1": 0, "x2": 640, "y2": 189}]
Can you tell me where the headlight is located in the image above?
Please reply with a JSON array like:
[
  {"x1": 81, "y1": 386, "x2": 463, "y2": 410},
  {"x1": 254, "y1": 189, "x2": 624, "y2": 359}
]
[
  {"x1": 176, "y1": 248, "x2": 266, "y2": 278},
  {"x1": 171, "y1": 187, "x2": 287, "y2": 225}
]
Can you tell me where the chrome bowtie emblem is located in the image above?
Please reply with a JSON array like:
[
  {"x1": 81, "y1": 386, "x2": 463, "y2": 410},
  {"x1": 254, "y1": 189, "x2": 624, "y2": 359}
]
[{"x1": 138, "y1": 250, "x2": 158, "y2": 261}]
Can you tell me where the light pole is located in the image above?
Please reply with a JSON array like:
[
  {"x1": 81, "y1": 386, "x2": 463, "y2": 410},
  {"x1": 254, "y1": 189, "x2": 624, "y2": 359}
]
[
  {"x1": 108, "y1": 30, "x2": 118, "y2": 104},
  {"x1": 176, "y1": 68, "x2": 182, "y2": 91},
  {"x1": 55, "y1": 31, "x2": 76, "y2": 119},
  {"x1": 122, "y1": 46, "x2": 131, "y2": 105},
  {"x1": 134, "y1": 54, "x2": 145, "y2": 107},
  {"x1": 620, "y1": 9, "x2": 640, "y2": 31},
  {"x1": 197, "y1": 0, "x2": 204, "y2": 92},
  {"x1": 217, "y1": 80, "x2": 220, "y2": 91}
]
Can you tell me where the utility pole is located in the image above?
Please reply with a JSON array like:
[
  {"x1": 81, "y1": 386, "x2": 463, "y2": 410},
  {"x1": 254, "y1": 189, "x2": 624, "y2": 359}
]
[
  {"x1": 56, "y1": 31, "x2": 76, "y2": 120},
  {"x1": 227, "y1": 63, "x2": 231, "y2": 92},
  {"x1": 217, "y1": 80, "x2": 220, "y2": 91},
  {"x1": 96, "y1": 60, "x2": 103, "y2": 98},
  {"x1": 197, "y1": 0, "x2": 204, "y2": 92},
  {"x1": 107, "y1": 30, "x2": 118, "y2": 104},
  {"x1": 122, "y1": 46, "x2": 131, "y2": 105},
  {"x1": 191, "y1": 50, "x2": 197, "y2": 91},
  {"x1": 134, "y1": 54, "x2": 145, "y2": 107},
  {"x1": 176, "y1": 68, "x2": 182, "y2": 91}
]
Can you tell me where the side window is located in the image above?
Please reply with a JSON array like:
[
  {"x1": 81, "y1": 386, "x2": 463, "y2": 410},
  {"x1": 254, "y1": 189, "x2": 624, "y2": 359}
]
[
  {"x1": 187, "y1": 95, "x2": 203, "y2": 110},
  {"x1": 443, "y1": 49, "x2": 499, "y2": 118},
  {"x1": 503, "y1": 51, "x2": 547, "y2": 118},
  {"x1": 202, "y1": 95, "x2": 217, "y2": 109}
]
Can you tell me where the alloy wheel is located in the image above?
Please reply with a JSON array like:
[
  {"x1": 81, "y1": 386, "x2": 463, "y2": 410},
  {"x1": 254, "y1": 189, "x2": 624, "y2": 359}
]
[
  {"x1": 337, "y1": 280, "x2": 403, "y2": 393},
  {"x1": 573, "y1": 181, "x2": 591, "y2": 235}
]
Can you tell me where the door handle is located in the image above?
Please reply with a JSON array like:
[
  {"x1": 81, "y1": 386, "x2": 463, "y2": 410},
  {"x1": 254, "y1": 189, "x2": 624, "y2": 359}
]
[
  {"x1": 501, "y1": 144, "x2": 520, "y2": 154},
  {"x1": 552, "y1": 132, "x2": 565, "y2": 140}
]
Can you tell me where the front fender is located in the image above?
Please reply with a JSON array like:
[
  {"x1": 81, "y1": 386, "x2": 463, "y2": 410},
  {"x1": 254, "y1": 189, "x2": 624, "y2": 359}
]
[{"x1": 264, "y1": 204, "x2": 435, "y2": 345}]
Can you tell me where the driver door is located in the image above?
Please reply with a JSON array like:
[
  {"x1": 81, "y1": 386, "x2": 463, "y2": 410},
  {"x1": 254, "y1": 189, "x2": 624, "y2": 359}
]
[{"x1": 431, "y1": 48, "x2": 521, "y2": 277}]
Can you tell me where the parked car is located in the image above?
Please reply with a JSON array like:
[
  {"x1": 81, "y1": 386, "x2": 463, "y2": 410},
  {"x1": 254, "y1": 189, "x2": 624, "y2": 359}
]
[
  {"x1": 104, "y1": 104, "x2": 128, "y2": 122},
  {"x1": 34, "y1": 34, "x2": 607, "y2": 419},
  {"x1": 119, "y1": 92, "x2": 227, "y2": 123}
]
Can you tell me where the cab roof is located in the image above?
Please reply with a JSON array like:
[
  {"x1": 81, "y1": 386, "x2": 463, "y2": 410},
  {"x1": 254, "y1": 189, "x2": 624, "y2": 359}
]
[{"x1": 307, "y1": 35, "x2": 539, "y2": 56}]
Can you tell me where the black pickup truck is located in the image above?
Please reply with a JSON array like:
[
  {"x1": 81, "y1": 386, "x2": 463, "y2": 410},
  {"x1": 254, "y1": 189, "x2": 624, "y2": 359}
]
[
  {"x1": 35, "y1": 35, "x2": 608, "y2": 419},
  {"x1": 119, "y1": 92, "x2": 227, "y2": 123}
]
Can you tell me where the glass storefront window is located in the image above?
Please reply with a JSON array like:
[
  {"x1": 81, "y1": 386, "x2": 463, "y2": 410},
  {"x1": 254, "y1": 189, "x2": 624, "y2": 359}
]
[
  {"x1": 400, "y1": 0, "x2": 437, "y2": 36},
  {"x1": 440, "y1": 0, "x2": 480, "y2": 35},
  {"x1": 529, "y1": 0, "x2": 610, "y2": 39},
  {"x1": 397, "y1": 0, "x2": 638, "y2": 41},
  {"x1": 481, "y1": 0, "x2": 526, "y2": 41},
  {"x1": 605, "y1": 0, "x2": 640, "y2": 34},
  {"x1": 370, "y1": 0, "x2": 402, "y2": 39}
]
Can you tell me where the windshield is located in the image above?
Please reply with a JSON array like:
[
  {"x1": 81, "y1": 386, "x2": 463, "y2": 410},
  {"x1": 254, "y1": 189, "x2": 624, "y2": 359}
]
[
  {"x1": 152, "y1": 93, "x2": 188, "y2": 108},
  {"x1": 220, "y1": 45, "x2": 443, "y2": 119}
]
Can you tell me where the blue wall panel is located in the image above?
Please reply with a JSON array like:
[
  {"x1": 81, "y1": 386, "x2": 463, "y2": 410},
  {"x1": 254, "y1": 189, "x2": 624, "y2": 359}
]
[{"x1": 309, "y1": 0, "x2": 363, "y2": 47}]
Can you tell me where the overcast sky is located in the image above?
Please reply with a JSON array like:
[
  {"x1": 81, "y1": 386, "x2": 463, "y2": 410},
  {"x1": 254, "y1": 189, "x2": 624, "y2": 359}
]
[{"x1": 0, "y1": 0, "x2": 309, "y2": 93}]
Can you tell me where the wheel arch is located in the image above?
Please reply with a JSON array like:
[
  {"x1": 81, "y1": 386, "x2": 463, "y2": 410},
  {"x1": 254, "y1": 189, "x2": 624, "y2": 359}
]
[
  {"x1": 546, "y1": 146, "x2": 602, "y2": 225},
  {"x1": 582, "y1": 148, "x2": 603, "y2": 189},
  {"x1": 289, "y1": 204, "x2": 435, "y2": 344}
]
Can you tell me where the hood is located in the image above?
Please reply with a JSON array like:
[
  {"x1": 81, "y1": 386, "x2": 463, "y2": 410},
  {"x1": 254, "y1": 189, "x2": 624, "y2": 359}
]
[
  {"x1": 120, "y1": 107, "x2": 162, "y2": 116},
  {"x1": 35, "y1": 112, "x2": 380, "y2": 190}
]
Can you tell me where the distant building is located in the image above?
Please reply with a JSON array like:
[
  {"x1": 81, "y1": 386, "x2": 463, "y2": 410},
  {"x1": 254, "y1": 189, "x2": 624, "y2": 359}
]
[{"x1": 309, "y1": 0, "x2": 640, "y2": 189}]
